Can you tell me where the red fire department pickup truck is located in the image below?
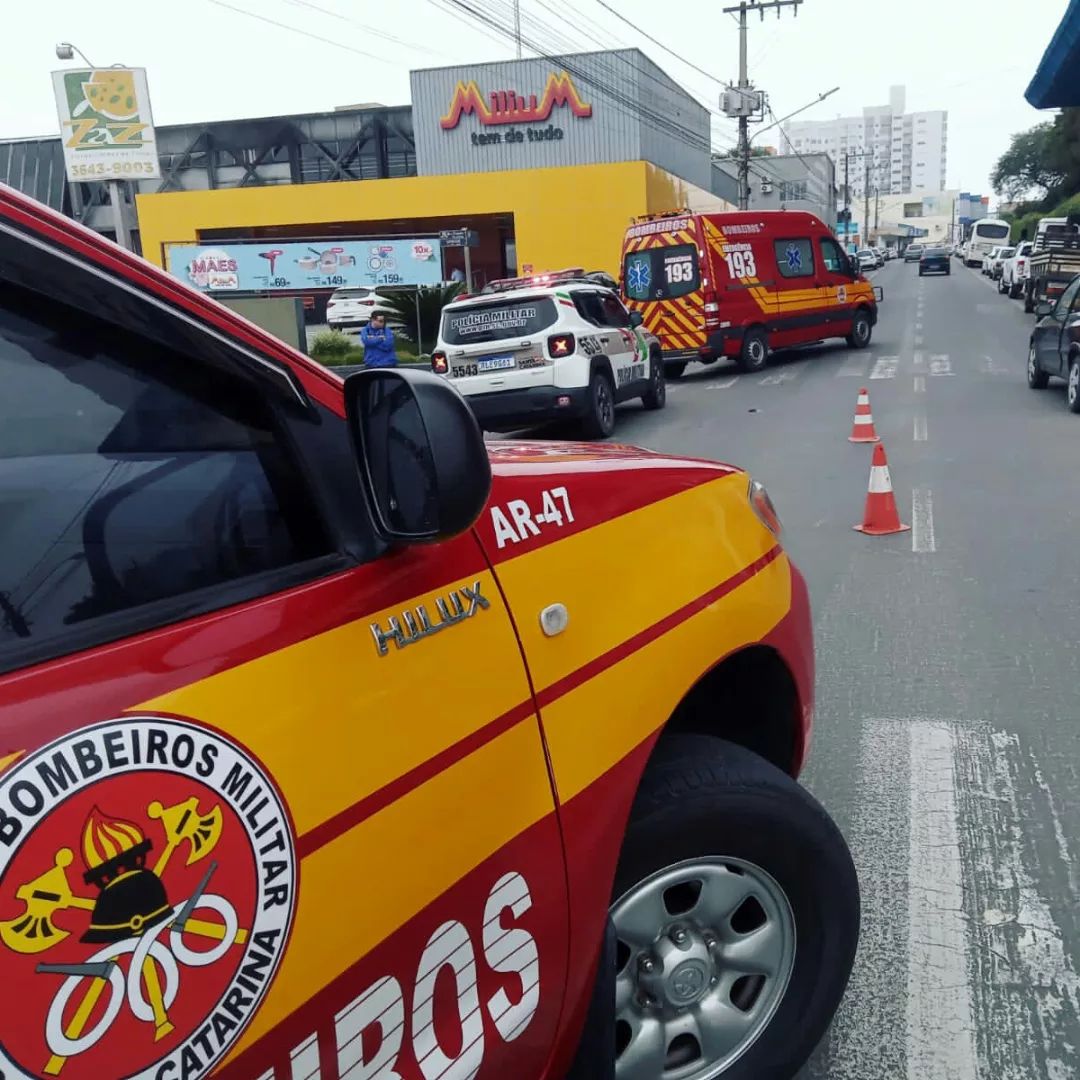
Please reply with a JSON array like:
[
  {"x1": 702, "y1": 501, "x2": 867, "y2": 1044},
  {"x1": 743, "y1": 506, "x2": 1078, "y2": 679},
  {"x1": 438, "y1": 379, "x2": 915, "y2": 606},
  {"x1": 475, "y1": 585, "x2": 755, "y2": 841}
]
[{"x1": 0, "y1": 185, "x2": 858, "y2": 1080}]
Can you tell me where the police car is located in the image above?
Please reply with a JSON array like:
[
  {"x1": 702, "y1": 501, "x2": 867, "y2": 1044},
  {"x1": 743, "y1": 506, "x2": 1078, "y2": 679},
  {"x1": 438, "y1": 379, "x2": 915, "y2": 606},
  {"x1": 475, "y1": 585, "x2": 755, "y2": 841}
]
[{"x1": 431, "y1": 269, "x2": 666, "y2": 437}]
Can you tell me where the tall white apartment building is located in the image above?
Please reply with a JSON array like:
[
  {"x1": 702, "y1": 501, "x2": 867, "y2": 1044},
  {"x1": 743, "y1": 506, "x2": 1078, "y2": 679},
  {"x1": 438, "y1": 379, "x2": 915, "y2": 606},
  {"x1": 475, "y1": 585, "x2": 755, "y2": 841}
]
[{"x1": 783, "y1": 86, "x2": 947, "y2": 200}]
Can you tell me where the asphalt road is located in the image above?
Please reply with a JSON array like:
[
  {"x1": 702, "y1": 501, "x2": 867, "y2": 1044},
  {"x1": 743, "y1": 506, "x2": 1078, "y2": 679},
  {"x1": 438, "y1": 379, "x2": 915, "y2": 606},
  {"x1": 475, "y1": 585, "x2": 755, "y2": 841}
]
[{"x1": 601, "y1": 260, "x2": 1080, "y2": 1080}]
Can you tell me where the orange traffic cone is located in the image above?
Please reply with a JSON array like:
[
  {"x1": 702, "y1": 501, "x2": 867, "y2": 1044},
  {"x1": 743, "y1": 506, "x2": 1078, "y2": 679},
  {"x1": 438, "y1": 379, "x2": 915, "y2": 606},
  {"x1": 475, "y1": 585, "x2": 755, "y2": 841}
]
[
  {"x1": 854, "y1": 444, "x2": 910, "y2": 535},
  {"x1": 848, "y1": 387, "x2": 880, "y2": 443}
]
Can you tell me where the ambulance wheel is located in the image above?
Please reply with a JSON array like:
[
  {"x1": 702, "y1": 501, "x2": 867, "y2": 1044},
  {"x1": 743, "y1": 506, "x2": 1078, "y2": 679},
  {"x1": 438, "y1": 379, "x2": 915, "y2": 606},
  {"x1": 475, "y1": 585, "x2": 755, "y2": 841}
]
[
  {"x1": 846, "y1": 309, "x2": 872, "y2": 348},
  {"x1": 738, "y1": 329, "x2": 768, "y2": 373},
  {"x1": 583, "y1": 369, "x2": 616, "y2": 439},
  {"x1": 642, "y1": 349, "x2": 667, "y2": 410},
  {"x1": 609, "y1": 735, "x2": 860, "y2": 1080},
  {"x1": 666, "y1": 362, "x2": 687, "y2": 380}
]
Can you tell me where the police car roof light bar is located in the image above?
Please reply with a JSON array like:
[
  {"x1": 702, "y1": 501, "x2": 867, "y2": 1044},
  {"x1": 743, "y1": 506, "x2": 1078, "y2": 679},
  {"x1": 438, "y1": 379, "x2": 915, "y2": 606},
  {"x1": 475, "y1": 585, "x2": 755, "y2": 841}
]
[{"x1": 485, "y1": 268, "x2": 586, "y2": 293}]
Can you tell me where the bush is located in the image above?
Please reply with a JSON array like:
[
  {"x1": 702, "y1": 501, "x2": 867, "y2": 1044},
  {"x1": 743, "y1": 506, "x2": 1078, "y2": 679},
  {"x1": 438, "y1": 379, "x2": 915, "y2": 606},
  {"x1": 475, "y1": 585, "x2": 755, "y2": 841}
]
[{"x1": 309, "y1": 329, "x2": 355, "y2": 362}]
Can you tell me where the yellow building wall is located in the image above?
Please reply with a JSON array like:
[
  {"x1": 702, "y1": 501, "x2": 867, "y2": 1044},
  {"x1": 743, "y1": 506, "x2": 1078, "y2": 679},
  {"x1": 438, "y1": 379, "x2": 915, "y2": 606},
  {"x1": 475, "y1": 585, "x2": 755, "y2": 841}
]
[{"x1": 136, "y1": 160, "x2": 723, "y2": 280}]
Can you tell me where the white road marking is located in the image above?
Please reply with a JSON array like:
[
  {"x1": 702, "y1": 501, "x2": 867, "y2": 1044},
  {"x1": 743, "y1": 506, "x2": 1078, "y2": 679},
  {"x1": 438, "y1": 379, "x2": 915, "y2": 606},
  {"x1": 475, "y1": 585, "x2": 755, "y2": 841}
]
[
  {"x1": 912, "y1": 487, "x2": 935, "y2": 553},
  {"x1": 914, "y1": 375, "x2": 926, "y2": 393},
  {"x1": 930, "y1": 354, "x2": 953, "y2": 376},
  {"x1": 758, "y1": 369, "x2": 797, "y2": 386},
  {"x1": 705, "y1": 376, "x2": 738, "y2": 390},
  {"x1": 980, "y1": 354, "x2": 1009, "y2": 376},
  {"x1": 915, "y1": 321, "x2": 923, "y2": 331},
  {"x1": 913, "y1": 413, "x2": 927, "y2": 441},
  {"x1": 870, "y1": 355, "x2": 899, "y2": 380},
  {"x1": 837, "y1": 354, "x2": 867, "y2": 377},
  {"x1": 905, "y1": 720, "x2": 978, "y2": 1080},
  {"x1": 914, "y1": 335, "x2": 925, "y2": 347},
  {"x1": 913, "y1": 352, "x2": 925, "y2": 367}
]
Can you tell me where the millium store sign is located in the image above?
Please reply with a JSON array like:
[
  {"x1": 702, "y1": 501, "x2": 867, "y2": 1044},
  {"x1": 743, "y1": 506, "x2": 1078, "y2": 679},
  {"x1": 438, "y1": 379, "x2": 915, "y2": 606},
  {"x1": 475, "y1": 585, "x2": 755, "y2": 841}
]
[{"x1": 440, "y1": 70, "x2": 592, "y2": 148}]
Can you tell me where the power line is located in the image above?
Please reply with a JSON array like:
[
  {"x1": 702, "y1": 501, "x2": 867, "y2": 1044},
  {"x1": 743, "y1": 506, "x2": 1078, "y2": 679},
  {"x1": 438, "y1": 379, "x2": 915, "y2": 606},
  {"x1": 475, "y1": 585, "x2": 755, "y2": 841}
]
[
  {"x1": 590, "y1": 0, "x2": 729, "y2": 89},
  {"x1": 278, "y1": 0, "x2": 461, "y2": 59},
  {"x1": 207, "y1": 0, "x2": 390, "y2": 64}
]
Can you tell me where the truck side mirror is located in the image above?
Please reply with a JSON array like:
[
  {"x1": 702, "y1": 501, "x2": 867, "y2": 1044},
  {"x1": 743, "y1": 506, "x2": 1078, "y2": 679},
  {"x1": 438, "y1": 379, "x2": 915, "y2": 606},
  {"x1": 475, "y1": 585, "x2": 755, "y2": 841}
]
[
  {"x1": 629, "y1": 310, "x2": 644, "y2": 327},
  {"x1": 344, "y1": 368, "x2": 491, "y2": 543}
]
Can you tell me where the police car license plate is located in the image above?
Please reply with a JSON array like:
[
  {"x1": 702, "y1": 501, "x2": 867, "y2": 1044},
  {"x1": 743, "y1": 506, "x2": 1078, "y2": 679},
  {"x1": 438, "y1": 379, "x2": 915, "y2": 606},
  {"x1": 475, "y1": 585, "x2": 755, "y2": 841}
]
[{"x1": 477, "y1": 355, "x2": 516, "y2": 371}]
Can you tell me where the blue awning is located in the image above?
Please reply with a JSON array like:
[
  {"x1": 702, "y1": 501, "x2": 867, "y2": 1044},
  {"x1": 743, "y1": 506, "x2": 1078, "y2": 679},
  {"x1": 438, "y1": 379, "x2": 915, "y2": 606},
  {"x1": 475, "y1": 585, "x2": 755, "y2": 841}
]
[{"x1": 1026, "y1": 0, "x2": 1080, "y2": 107}]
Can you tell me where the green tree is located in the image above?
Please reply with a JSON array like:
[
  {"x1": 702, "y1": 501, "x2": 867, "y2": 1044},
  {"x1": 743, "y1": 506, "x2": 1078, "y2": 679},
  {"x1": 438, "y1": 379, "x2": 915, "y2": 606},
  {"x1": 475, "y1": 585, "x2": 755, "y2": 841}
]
[
  {"x1": 992, "y1": 109, "x2": 1080, "y2": 204},
  {"x1": 991, "y1": 122, "x2": 1065, "y2": 201},
  {"x1": 380, "y1": 283, "x2": 465, "y2": 355}
]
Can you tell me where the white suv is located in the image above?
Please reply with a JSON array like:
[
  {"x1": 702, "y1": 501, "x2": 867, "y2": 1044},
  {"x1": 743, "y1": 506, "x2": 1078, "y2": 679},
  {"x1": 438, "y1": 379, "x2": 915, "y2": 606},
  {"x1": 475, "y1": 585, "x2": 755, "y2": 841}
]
[
  {"x1": 1000, "y1": 241, "x2": 1033, "y2": 298},
  {"x1": 432, "y1": 272, "x2": 666, "y2": 437}
]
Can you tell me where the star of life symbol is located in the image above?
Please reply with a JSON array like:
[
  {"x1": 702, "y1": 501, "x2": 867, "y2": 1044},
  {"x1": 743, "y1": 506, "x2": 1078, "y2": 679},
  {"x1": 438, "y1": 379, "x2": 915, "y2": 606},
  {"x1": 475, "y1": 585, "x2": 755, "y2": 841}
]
[
  {"x1": 785, "y1": 244, "x2": 802, "y2": 272},
  {"x1": 627, "y1": 257, "x2": 651, "y2": 292},
  {"x1": 0, "y1": 717, "x2": 296, "y2": 1080}
]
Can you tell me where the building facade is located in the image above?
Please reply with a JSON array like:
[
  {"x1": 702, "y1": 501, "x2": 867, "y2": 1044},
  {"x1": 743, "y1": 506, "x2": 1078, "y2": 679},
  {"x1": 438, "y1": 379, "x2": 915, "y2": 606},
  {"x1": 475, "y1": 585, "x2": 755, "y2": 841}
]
[
  {"x1": 712, "y1": 152, "x2": 837, "y2": 228},
  {"x1": 2, "y1": 50, "x2": 733, "y2": 295},
  {"x1": 784, "y1": 86, "x2": 947, "y2": 200}
]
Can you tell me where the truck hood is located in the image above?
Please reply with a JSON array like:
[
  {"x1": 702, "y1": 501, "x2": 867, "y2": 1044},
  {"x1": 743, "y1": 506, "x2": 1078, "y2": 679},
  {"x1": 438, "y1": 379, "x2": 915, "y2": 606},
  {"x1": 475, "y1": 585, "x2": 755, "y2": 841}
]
[{"x1": 478, "y1": 439, "x2": 741, "y2": 558}]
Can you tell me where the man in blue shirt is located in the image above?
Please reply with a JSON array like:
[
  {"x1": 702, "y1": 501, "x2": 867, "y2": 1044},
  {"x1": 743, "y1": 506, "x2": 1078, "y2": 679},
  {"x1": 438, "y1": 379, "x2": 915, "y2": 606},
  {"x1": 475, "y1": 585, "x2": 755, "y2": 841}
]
[{"x1": 359, "y1": 313, "x2": 397, "y2": 368}]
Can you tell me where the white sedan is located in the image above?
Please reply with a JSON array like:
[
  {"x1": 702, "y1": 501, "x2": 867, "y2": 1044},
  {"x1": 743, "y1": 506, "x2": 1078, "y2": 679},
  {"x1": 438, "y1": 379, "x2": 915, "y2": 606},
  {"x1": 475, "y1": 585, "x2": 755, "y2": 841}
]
[{"x1": 981, "y1": 246, "x2": 1004, "y2": 275}]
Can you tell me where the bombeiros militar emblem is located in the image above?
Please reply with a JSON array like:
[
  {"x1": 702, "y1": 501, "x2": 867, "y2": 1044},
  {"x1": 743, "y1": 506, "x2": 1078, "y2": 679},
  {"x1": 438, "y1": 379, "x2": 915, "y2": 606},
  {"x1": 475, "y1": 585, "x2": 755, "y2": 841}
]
[{"x1": 0, "y1": 716, "x2": 297, "y2": 1080}]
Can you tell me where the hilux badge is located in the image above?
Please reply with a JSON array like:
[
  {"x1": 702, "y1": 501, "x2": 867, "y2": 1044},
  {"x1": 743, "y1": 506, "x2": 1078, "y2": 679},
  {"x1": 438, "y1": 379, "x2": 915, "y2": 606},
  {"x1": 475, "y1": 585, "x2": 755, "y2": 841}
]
[{"x1": 370, "y1": 581, "x2": 490, "y2": 656}]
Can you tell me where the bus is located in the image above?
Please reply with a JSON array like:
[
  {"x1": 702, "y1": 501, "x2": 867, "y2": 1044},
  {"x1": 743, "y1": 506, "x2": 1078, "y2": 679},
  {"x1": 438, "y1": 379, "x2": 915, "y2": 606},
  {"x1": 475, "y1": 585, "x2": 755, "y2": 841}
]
[{"x1": 964, "y1": 218, "x2": 1011, "y2": 267}]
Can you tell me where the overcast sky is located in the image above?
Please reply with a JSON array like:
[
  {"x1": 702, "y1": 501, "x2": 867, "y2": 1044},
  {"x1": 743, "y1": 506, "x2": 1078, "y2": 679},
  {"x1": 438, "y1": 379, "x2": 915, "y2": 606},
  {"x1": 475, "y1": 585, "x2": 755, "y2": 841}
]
[{"x1": 2, "y1": 0, "x2": 1068, "y2": 201}]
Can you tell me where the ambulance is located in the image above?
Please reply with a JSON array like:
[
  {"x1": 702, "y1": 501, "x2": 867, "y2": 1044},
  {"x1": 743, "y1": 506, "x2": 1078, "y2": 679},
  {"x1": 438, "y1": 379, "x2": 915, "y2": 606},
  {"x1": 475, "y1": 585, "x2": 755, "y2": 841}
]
[
  {"x1": 622, "y1": 210, "x2": 883, "y2": 378},
  {"x1": 0, "y1": 184, "x2": 859, "y2": 1080}
]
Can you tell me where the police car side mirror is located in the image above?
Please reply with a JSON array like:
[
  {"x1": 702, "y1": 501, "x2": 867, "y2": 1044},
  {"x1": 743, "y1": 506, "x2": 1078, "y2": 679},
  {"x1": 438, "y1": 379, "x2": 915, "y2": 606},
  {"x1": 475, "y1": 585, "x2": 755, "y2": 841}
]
[
  {"x1": 629, "y1": 310, "x2": 644, "y2": 327},
  {"x1": 344, "y1": 368, "x2": 491, "y2": 544}
]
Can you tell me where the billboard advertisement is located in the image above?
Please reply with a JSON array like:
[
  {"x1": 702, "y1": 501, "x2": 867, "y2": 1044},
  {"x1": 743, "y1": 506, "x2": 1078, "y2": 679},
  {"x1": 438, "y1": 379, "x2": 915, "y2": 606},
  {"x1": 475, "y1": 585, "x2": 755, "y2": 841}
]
[
  {"x1": 165, "y1": 238, "x2": 444, "y2": 293},
  {"x1": 51, "y1": 67, "x2": 160, "y2": 181}
]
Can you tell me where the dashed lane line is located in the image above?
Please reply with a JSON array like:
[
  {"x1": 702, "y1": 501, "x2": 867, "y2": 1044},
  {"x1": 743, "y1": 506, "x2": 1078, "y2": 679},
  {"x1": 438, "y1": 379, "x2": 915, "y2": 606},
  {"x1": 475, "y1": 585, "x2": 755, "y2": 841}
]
[
  {"x1": 914, "y1": 375, "x2": 926, "y2": 393},
  {"x1": 912, "y1": 487, "x2": 936, "y2": 553},
  {"x1": 913, "y1": 413, "x2": 927, "y2": 442}
]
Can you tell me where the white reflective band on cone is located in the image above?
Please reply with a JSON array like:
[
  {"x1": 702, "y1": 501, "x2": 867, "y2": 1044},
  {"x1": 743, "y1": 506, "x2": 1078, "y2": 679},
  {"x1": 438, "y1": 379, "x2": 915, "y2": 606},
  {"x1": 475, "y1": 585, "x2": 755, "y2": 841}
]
[
  {"x1": 857, "y1": 394, "x2": 870, "y2": 405},
  {"x1": 868, "y1": 465, "x2": 893, "y2": 493},
  {"x1": 854, "y1": 414, "x2": 874, "y2": 424}
]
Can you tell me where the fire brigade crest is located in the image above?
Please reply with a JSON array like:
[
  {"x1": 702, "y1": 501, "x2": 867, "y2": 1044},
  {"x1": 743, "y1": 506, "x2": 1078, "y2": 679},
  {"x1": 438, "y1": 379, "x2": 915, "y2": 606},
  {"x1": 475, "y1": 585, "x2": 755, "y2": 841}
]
[{"x1": 0, "y1": 716, "x2": 297, "y2": 1080}]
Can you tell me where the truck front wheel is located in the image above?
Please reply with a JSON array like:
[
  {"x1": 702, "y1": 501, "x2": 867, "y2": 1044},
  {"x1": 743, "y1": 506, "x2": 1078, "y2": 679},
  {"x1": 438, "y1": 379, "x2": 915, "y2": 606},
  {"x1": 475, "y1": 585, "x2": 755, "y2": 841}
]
[{"x1": 609, "y1": 735, "x2": 860, "y2": 1080}]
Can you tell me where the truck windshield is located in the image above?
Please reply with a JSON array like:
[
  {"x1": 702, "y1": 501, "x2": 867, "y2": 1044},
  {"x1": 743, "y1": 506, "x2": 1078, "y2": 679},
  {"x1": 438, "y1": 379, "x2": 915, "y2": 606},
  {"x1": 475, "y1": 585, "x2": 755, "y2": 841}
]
[{"x1": 623, "y1": 245, "x2": 700, "y2": 301}]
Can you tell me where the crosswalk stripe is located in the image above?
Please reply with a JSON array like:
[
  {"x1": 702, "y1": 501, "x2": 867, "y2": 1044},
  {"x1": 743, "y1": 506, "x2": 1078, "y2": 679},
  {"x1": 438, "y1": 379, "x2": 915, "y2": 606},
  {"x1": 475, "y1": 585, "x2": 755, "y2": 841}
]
[
  {"x1": 837, "y1": 355, "x2": 866, "y2": 377},
  {"x1": 870, "y1": 356, "x2": 899, "y2": 380},
  {"x1": 704, "y1": 376, "x2": 738, "y2": 390},
  {"x1": 930, "y1": 354, "x2": 953, "y2": 376},
  {"x1": 758, "y1": 369, "x2": 798, "y2": 386}
]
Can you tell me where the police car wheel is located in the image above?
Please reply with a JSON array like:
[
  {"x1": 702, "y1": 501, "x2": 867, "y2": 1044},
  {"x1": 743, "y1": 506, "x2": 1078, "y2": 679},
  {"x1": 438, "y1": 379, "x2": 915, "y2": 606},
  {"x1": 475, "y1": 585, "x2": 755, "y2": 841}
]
[
  {"x1": 642, "y1": 350, "x2": 667, "y2": 410},
  {"x1": 609, "y1": 735, "x2": 859, "y2": 1080},
  {"x1": 738, "y1": 330, "x2": 768, "y2": 373},
  {"x1": 584, "y1": 370, "x2": 617, "y2": 438},
  {"x1": 846, "y1": 310, "x2": 872, "y2": 349}
]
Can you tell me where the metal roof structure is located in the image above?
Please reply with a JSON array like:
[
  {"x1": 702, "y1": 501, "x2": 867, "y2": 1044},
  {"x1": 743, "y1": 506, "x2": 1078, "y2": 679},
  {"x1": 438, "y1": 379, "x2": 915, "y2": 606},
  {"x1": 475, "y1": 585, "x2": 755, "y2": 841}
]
[{"x1": 1026, "y1": 0, "x2": 1080, "y2": 108}]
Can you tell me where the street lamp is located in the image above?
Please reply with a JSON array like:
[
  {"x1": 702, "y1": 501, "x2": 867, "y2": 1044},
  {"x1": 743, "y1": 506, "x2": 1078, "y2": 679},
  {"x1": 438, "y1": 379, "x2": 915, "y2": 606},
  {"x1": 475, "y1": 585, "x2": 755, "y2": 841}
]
[
  {"x1": 52, "y1": 42, "x2": 132, "y2": 250},
  {"x1": 55, "y1": 42, "x2": 96, "y2": 66}
]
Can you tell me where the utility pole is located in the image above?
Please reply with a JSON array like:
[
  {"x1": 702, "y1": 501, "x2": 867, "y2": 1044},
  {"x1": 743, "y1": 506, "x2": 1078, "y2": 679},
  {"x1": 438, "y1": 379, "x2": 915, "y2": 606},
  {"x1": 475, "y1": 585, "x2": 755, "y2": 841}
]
[
  {"x1": 863, "y1": 161, "x2": 870, "y2": 248},
  {"x1": 874, "y1": 181, "x2": 880, "y2": 231},
  {"x1": 513, "y1": 0, "x2": 522, "y2": 57},
  {"x1": 723, "y1": 0, "x2": 803, "y2": 211}
]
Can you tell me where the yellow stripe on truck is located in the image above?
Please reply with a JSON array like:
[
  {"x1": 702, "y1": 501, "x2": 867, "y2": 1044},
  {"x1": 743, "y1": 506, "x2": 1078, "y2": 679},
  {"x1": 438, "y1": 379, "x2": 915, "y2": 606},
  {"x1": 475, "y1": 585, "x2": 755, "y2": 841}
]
[
  {"x1": 230, "y1": 718, "x2": 556, "y2": 1054},
  {"x1": 138, "y1": 568, "x2": 525, "y2": 836}
]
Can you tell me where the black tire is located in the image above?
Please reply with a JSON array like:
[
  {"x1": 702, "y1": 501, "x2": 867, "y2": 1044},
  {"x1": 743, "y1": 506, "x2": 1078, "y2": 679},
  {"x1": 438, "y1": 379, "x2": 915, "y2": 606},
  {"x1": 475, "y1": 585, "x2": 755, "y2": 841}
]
[
  {"x1": 1024, "y1": 287, "x2": 1035, "y2": 314},
  {"x1": 582, "y1": 368, "x2": 616, "y2": 439},
  {"x1": 1068, "y1": 357, "x2": 1080, "y2": 414},
  {"x1": 1009, "y1": 281, "x2": 1020, "y2": 299},
  {"x1": 610, "y1": 735, "x2": 860, "y2": 1080},
  {"x1": 665, "y1": 362, "x2": 687, "y2": 380},
  {"x1": 1028, "y1": 341, "x2": 1049, "y2": 389},
  {"x1": 998, "y1": 276, "x2": 1006, "y2": 294},
  {"x1": 641, "y1": 349, "x2": 667, "y2": 411},
  {"x1": 738, "y1": 328, "x2": 769, "y2": 372},
  {"x1": 846, "y1": 308, "x2": 873, "y2": 348}
]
